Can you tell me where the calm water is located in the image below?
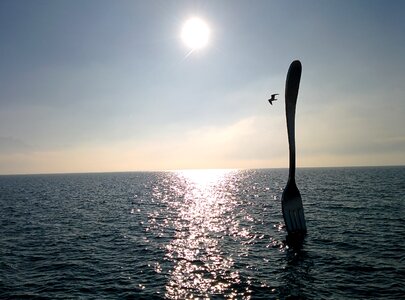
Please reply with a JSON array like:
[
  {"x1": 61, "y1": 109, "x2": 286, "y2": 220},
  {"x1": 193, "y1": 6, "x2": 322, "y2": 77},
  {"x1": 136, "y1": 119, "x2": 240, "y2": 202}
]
[{"x1": 0, "y1": 167, "x2": 404, "y2": 299}]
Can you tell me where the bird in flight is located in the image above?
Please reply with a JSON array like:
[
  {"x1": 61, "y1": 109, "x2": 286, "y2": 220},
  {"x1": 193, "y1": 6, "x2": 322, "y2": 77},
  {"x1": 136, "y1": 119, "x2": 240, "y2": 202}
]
[{"x1": 268, "y1": 93, "x2": 279, "y2": 105}]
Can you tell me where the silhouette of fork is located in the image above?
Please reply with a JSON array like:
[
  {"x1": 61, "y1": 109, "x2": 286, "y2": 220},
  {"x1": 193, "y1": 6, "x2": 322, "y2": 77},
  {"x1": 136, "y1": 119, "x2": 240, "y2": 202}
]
[{"x1": 281, "y1": 60, "x2": 307, "y2": 235}]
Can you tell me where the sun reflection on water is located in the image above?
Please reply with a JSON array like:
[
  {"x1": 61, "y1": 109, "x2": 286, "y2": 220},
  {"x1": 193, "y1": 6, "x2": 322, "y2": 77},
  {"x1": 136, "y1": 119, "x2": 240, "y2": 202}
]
[{"x1": 163, "y1": 169, "x2": 248, "y2": 299}]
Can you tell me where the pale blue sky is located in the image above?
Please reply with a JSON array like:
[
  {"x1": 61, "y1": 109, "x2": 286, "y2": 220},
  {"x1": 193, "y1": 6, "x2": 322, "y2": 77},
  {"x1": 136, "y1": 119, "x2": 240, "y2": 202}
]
[{"x1": 0, "y1": 0, "x2": 404, "y2": 174}]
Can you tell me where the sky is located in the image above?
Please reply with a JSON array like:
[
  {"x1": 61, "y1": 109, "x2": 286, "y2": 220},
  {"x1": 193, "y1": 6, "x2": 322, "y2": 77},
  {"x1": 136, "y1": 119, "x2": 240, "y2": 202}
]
[{"x1": 0, "y1": 0, "x2": 404, "y2": 175}]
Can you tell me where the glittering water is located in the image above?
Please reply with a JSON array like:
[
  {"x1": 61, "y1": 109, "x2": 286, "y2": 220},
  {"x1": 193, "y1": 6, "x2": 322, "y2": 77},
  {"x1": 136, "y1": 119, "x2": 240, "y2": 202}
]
[{"x1": 1, "y1": 167, "x2": 404, "y2": 299}]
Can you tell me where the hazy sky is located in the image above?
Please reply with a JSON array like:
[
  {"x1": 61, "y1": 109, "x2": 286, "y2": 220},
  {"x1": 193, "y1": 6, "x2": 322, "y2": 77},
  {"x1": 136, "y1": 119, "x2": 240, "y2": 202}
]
[{"x1": 1, "y1": 0, "x2": 404, "y2": 174}]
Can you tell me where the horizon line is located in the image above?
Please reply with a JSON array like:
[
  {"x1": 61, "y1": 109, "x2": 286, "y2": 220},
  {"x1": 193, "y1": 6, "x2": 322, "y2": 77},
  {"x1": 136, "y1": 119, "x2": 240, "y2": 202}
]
[{"x1": 1, "y1": 164, "x2": 404, "y2": 177}]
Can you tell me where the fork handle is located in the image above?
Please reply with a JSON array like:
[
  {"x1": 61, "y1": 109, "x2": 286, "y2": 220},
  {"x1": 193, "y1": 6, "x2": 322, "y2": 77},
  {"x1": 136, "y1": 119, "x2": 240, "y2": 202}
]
[{"x1": 285, "y1": 60, "x2": 302, "y2": 182}]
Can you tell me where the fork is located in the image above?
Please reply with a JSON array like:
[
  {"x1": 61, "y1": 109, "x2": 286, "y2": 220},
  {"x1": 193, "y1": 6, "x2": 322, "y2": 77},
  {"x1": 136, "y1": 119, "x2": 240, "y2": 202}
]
[{"x1": 281, "y1": 60, "x2": 307, "y2": 235}]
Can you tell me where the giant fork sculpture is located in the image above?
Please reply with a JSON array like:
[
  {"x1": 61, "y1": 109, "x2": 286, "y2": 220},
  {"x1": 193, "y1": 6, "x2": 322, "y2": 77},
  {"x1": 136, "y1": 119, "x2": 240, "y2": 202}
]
[{"x1": 281, "y1": 60, "x2": 307, "y2": 236}]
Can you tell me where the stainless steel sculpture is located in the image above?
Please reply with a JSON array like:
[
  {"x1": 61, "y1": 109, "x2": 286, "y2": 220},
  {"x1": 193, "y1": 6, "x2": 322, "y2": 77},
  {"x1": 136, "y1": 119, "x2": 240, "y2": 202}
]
[{"x1": 281, "y1": 60, "x2": 307, "y2": 236}]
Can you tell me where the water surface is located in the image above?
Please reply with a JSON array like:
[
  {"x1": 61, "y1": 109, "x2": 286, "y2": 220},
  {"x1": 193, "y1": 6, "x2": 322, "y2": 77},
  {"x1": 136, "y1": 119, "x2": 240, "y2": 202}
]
[{"x1": 1, "y1": 167, "x2": 404, "y2": 299}]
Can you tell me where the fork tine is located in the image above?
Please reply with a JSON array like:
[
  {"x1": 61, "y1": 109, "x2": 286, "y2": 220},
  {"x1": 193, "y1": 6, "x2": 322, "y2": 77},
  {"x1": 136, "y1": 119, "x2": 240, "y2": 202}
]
[
  {"x1": 290, "y1": 210, "x2": 297, "y2": 231},
  {"x1": 298, "y1": 208, "x2": 307, "y2": 232},
  {"x1": 284, "y1": 207, "x2": 307, "y2": 234},
  {"x1": 285, "y1": 211, "x2": 293, "y2": 231}
]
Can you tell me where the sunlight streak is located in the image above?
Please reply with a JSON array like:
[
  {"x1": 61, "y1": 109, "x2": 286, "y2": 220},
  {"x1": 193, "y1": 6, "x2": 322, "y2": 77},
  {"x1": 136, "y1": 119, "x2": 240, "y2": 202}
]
[{"x1": 163, "y1": 169, "x2": 246, "y2": 298}]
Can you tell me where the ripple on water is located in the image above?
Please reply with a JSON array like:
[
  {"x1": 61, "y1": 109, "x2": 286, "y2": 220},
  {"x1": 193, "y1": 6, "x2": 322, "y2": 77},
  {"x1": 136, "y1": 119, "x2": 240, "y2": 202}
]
[{"x1": 0, "y1": 167, "x2": 404, "y2": 299}]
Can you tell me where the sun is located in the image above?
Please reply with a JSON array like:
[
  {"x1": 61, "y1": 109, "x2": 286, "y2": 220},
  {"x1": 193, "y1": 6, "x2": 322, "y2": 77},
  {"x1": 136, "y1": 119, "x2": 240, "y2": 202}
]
[{"x1": 181, "y1": 17, "x2": 210, "y2": 50}]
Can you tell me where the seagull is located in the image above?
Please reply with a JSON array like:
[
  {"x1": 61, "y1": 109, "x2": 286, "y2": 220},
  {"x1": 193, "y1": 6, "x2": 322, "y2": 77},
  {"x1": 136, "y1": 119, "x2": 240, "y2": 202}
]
[{"x1": 268, "y1": 93, "x2": 279, "y2": 105}]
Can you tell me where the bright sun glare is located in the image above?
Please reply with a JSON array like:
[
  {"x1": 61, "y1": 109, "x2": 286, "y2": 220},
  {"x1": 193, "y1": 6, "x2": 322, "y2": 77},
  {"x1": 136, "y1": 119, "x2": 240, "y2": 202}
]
[{"x1": 181, "y1": 17, "x2": 210, "y2": 50}]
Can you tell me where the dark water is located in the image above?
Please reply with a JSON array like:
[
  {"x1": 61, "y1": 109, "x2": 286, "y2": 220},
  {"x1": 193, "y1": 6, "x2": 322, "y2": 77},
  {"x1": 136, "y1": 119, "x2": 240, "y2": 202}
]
[{"x1": 1, "y1": 167, "x2": 404, "y2": 299}]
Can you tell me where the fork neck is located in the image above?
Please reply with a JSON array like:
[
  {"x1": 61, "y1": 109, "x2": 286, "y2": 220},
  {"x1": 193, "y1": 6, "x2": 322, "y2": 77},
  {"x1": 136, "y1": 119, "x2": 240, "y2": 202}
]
[
  {"x1": 288, "y1": 147, "x2": 296, "y2": 182},
  {"x1": 287, "y1": 111, "x2": 296, "y2": 182}
]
